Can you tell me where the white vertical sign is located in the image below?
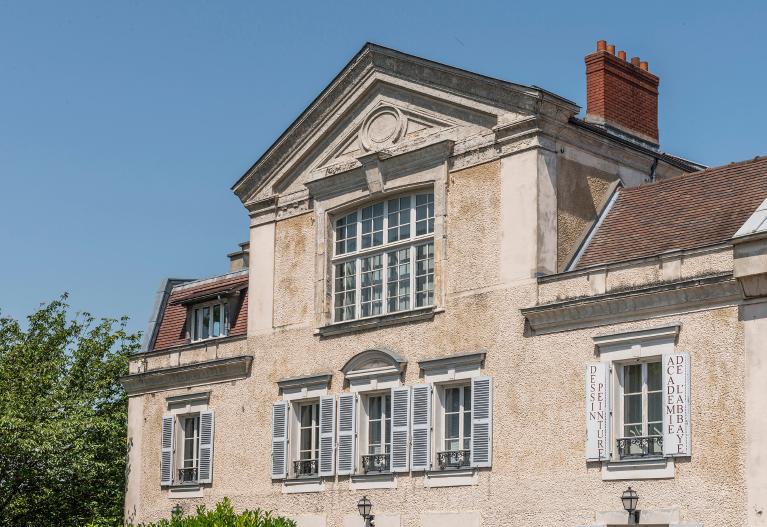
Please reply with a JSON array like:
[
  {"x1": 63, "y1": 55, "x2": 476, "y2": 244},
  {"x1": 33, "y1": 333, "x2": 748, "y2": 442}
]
[
  {"x1": 585, "y1": 363, "x2": 610, "y2": 461},
  {"x1": 663, "y1": 352, "x2": 691, "y2": 457}
]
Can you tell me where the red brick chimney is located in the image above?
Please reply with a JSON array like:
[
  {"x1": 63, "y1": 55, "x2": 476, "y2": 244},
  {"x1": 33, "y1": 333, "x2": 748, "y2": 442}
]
[{"x1": 585, "y1": 40, "x2": 660, "y2": 146}]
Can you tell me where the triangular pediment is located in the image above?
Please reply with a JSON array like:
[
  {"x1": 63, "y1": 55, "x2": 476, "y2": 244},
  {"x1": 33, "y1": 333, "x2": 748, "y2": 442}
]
[{"x1": 232, "y1": 43, "x2": 580, "y2": 206}]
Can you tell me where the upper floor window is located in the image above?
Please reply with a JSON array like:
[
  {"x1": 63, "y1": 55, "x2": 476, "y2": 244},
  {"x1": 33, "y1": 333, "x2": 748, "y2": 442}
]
[
  {"x1": 362, "y1": 393, "x2": 392, "y2": 473},
  {"x1": 618, "y1": 361, "x2": 663, "y2": 459},
  {"x1": 333, "y1": 192, "x2": 435, "y2": 322},
  {"x1": 191, "y1": 301, "x2": 228, "y2": 342}
]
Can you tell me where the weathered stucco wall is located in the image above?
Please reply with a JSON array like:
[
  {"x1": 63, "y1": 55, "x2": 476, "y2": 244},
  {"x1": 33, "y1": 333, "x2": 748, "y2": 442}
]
[{"x1": 126, "y1": 152, "x2": 749, "y2": 527}]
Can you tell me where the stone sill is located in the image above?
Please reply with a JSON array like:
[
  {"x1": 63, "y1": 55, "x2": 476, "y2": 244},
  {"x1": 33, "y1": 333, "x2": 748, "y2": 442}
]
[
  {"x1": 316, "y1": 307, "x2": 437, "y2": 338},
  {"x1": 424, "y1": 467, "x2": 478, "y2": 488},
  {"x1": 350, "y1": 472, "x2": 396, "y2": 490}
]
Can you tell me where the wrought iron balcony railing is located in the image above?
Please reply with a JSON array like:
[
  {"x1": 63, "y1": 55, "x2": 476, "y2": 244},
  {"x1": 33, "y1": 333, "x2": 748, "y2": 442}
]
[
  {"x1": 361, "y1": 453, "x2": 390, "y2": 473},
  {"x1": 437, "y1": 449, "x2": 470, "y2": 470},
  {"x1": 177, "y1": 467, "x2": 198, "y2": 484},
  {"x1": 617, "y1": 436, "x2": 663, "y2": 459},
  {"x1": 293, "y1": 459, "x2": 318, "y2": 478}
]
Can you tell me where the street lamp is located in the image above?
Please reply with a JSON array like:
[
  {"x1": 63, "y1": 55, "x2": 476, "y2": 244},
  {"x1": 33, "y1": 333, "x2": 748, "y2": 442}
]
[
  {"x1": 171, "y1": 503, "x2": 183, "y2": 518},
  {"x1": 621, "y1": 486, "x2": 639, "y2": 525},
  {"x1": 357, "y1": 495, "x2": 374, "y2": 526}
]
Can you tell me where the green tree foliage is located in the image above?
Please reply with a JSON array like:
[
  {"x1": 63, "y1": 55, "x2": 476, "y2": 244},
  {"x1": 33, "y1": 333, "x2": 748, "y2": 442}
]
[
  {"x1": 126, "y1": 498, "x2": 296, "y2": 527},
  {"x1": 0, "y1": 295, "x2": 140, "y2": 527}
]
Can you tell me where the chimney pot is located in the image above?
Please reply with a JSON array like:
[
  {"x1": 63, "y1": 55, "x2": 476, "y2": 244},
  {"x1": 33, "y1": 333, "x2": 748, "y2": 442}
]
[
  {"x1": 640, "y1": 61, "x2": 649, "y2": 71},
  {"x1": 631, "y1": 56, "x2": 640, "y2": 66},
  {"x1": 597, "y1": 40, "x2": 607, "y2": 51},
  {"x1": 607, "y1": 44, "x2": 615, "y2": 55},
  {"x1": 618, "y1": 50, "x2": 626, "y2": 60}
]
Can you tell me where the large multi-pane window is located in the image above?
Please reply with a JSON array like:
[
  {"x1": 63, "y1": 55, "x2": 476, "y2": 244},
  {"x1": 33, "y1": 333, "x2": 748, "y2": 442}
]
[
  {"x1": 191, "y1": 301, "x2": 228, "y2": 342},
  {"x1": 620, "y1": 361, "x2": 663, "y2": 456},
  {"x1": 333, "y1": 192, "x2": 435, "y2": 322}
]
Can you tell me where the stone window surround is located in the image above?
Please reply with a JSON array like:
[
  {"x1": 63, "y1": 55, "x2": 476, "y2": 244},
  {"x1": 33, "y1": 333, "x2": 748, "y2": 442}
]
[
  {"x1": 308, "y1": 140, "x2": 452, "y2": 335},
  {"x1": 165, "y1": 392, "x2": 209, "y2": 499},
  {"x1": 594, "y1": 324, "x2": 680, "y2": 481}
]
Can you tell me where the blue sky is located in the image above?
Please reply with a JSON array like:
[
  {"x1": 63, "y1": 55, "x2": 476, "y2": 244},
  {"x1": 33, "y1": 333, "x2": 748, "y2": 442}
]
[{"x1": 1, "y1": 0, "x2": 765, "y2": 336}]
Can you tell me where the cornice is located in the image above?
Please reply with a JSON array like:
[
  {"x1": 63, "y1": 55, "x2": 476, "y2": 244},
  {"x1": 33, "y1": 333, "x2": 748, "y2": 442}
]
[
  {"x1": 121, "y1": 355, "x2": 253, "y2": 396},
  {"x1": 523, "y1": 273, "x2": 740, "y2": 336}
]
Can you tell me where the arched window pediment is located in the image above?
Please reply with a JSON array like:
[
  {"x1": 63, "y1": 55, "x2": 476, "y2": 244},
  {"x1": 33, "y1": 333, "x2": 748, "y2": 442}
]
[{"x1": 341, "y1": 348, "x2": 406, "y2": 380}]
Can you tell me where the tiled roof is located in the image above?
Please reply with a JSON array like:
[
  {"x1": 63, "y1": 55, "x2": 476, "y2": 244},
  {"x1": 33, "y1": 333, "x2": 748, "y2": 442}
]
[
  {"x1": 575, "y1": 157, "x2": 767, "y2": 269},
  {"x1": 152, "y1": 272, "x2": 249, "y2": 351}
]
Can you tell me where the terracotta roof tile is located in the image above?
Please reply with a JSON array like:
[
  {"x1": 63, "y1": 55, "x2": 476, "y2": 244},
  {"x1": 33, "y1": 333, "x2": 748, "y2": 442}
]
[
  {"x1": 152, "y1": 273, "x2": 248, "y2": 351},
  {"x1": 576, "y1": 157, "x2": 767, "y2": 269}
]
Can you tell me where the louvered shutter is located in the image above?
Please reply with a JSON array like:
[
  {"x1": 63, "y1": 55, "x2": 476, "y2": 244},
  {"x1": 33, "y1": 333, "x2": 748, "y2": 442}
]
[
  {"x1": 337, "y1": 393, "x2": 357, "y2": 475},
  {"x1": 271, "y1": 401, "x2": 288, "y2": 479},
  {"x1": 319, "y1": 396, "x2": 336, "y2": 476},
  {"x1": 585, "y1": 363, "x2": 611, "y2": 461},
  {"x1": 410, "y1": 384, "x2": 432, "y2": 471},
  {"x1": 470, "y1": 376, "x2": 493, "y2": 468},
  {"x1": 390, "y1": 386, "x2": 410, "y2": 472},
  {"x1": 197, "y1": 410, "x2": 214, "y2": 483},
  {"x1": 663, "y1": 352, "x2": 691, "y2": 457},
  {"x1": 160, "y1": 415, "x2": 174, "y2": 486}
]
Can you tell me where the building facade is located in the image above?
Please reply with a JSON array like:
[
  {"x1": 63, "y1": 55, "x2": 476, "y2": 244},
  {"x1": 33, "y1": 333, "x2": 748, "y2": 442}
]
[{"x1": 122, "y1": 41, "x2": 767, "y2": 527}]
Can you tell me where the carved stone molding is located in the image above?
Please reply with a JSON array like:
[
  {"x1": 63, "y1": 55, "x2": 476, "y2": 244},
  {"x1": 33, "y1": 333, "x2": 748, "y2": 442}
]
[
  {"x1": 121, "y1": 355, "x2": 253, "y2": 396},
  {"x1": 523, "y1": 273, "x2": 740, "y2": 335}
]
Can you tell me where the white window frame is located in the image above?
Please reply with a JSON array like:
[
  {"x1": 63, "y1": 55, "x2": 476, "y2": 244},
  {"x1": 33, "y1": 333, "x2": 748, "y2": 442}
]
[
  {"x1": 364, "y1": 392, "x2": 392, "y2": 456},
  {"x1": 289, "y1": 399, "x2": 321, "y2": 479},
  {"x1": 177, "y1": 414, "x2": 200, "y2": 484},
  {"x1": 331, "y1": 192, "x2": 435, "y2": 323},
  {"x1": 616, "y1": 359, "x2": 664, "y2": 459},
  {"x1": 164, "y1": 392, "x2": 209, "y2": 495},
  {"x1": 190, "y1": 299, "x2": 229, "y2": 342},
  {"x1": 435, "y1": 382, "x2": 472, "y2": 470}
]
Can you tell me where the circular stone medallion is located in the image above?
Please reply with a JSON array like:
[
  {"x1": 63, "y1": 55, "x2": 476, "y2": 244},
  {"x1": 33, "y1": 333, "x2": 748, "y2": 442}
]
[{"x1": 360, "y1": 107, "x2": 405, "y2": 151}]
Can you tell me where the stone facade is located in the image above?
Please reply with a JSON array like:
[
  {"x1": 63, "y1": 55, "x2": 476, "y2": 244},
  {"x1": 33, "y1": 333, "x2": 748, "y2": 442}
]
[{"x1": 123, "y1": 43, "x2": 767, "y2": 527}]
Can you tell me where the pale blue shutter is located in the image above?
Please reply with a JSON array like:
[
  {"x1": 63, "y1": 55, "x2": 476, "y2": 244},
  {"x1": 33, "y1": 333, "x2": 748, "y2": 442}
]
[
  {"x1": 337, "y1": 394, "x2": 357, "y2": 475},
  {"x1": 585, "y1": 363, "x2": 611, "y2": 461},
  {"x1": 197, "y1": 410, "x2": 214, "y2": 483},
  {"x1": 663, "y1": 352, "x2": 691, "y2": 457},
  {"x1": 271, "y1": 402, "x2": 288, "y2": 479},
  {"x1": 390, "y1": 386, "x2": 410, "y2": 472},
  {"x1": 410, "y1": 384, "x2": 432, "y2": 471},
  {"x1": 319, "y1": 396, "x2": 336, "y2": 476},
  {"x1": 470, "y1": 376, "x2": 492, "y2": 468},
  {"x1": 160, "y1": 415, "x2": 174, "y2": 486}
]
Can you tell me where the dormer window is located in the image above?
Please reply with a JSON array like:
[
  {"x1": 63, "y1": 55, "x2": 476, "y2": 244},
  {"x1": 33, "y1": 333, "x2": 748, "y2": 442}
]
[
  {"x1": 191, "y1": 300, "x2": 229, "y2": 342},
  {"x1": 332, "y1": 192, "x2": 435, "y2": 322}
]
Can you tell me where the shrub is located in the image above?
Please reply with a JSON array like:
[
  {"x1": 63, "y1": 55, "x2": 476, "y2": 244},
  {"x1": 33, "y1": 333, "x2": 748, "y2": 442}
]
[{"x1": 131, "y1": 498, "x2": 296, "y2": 527}]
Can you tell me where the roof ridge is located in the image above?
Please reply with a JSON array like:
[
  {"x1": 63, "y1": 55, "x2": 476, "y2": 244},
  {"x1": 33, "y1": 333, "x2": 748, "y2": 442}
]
[{"x1": 172, "y1": 269, "x2": 249, "y2": 292}]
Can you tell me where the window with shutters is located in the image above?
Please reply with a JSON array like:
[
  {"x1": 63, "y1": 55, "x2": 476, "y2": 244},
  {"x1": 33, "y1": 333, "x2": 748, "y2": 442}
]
[
  {"x1": 160, "y1": 396, "x2": 214, "y2": 488},
  {"x1": 331, "y1": 192, "x2": 435, "y2": 323},
  {"x1": 360, "y1": 393, "x2": 392, "y2": 473},
  {"x1": 190, "y1": 300, "x2": 229, "y2": 342},
  {"x1": 437, "y1": 384, "x2": 472, "y2": 470}
]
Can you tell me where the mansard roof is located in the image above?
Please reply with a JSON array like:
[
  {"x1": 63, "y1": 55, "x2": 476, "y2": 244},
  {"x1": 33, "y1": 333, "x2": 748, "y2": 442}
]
[
  {"x1": 574, "y1": 156, "x2": 767, "y2": 269},
  {"x1": 231, "y1": 42, "x2": 580, "y2": 206},
  {"x1": 145, "y1": 270, "x2": 249, "y2": 353}
]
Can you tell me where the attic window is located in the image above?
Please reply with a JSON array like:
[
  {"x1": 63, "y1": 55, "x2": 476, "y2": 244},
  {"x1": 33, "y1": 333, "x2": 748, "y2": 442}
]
[{"x1": 191, "y1": 300, "x2": 229, "y2": 342}]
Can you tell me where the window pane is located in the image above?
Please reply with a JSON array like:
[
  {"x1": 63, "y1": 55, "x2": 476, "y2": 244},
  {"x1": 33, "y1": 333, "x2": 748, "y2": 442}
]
[
  {"x1": 193, "y1": 309, "x2": 200, "y2": 340},
  {"x1": 212, "y1": 304, "x2": 221, "y2": 337},
  {"x1": 464, "y1": 385, "x2": 472, "y2": 410},
  {"x1": 648, "y1": 392, "x2": 662, "y2": 423},
  {"x1": 387, "y1": 248, "x2": 411, "y2": 313},
  {"x1": 202, "y1": 307, "x2": 210, "y2": 339},
  {"x1": 415, "y1": 242, "x2": 435, "y2": 307},
  {"x1": 647, "y1": 361, "x2": 662, "y2": 391},
  {"x1": 624, "y1": 364, "x2": 642, "y2": 393},
  {"x1": 415, "y1": 193, "x2": 434, "y2": 236},
  {"x1": 334, "y1": 261, "x2": 356, "y2": 321},
  {"x1": 300, "y1": 405, "x2": 313, "y2": 427},
  {"x1": 369, "y1": 421, "x2": 382, "y2": 446},
  {"x1": 369, "y1": 396, "x2": 382, "y2": 420},
  {"x1": 445, "y1": 387, "x2": 460, "y2": 413},
  {"x1": 335, "y1": 212, "x2": 357, "y2": 254},
  {"x1": 361, "y1": 202, "x2": 385, "y2": 249},
  {"x1": 360, "y1": 254, "x2": 383, "y2": 317},
  {"x1": 624, "y1": 393, "x2": 642, "y2": 425},
  {"x1": 222, "y1": 302, "x2": 228, "y2": 334},
  {"x1": 624, "y1": 424, "x2": 642, "y2": 437},
  {"x1": 445, "y1": 414, "x2": 459, "y2": 440},
  {"x1": 387, "y1": 196, "x2": 411, "y2": 242},
  {"x1": 648, "y1": 421, "x2": 663, "y2": 437}
]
